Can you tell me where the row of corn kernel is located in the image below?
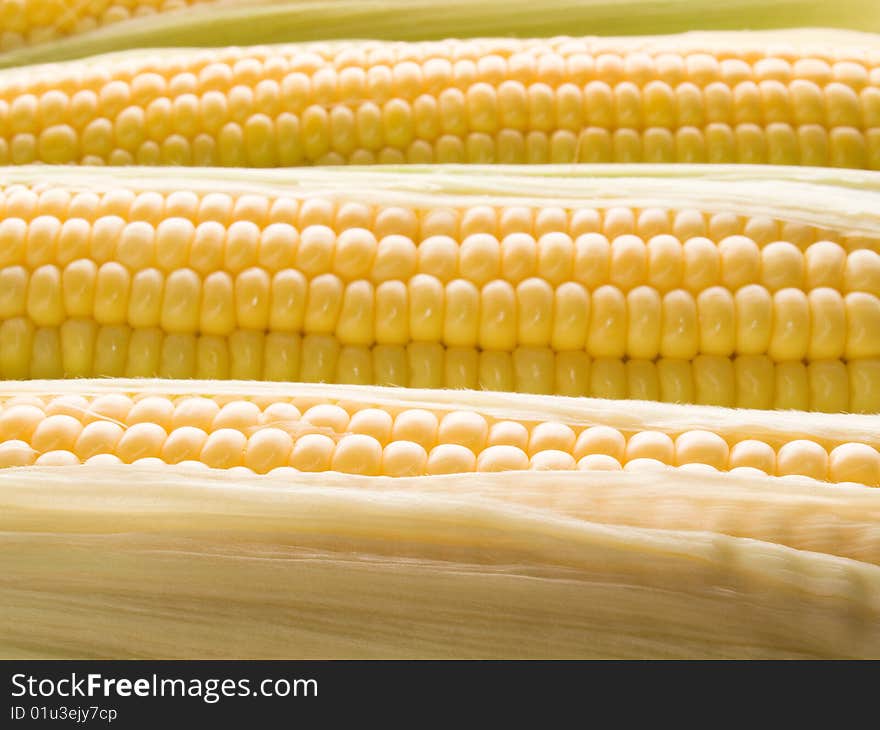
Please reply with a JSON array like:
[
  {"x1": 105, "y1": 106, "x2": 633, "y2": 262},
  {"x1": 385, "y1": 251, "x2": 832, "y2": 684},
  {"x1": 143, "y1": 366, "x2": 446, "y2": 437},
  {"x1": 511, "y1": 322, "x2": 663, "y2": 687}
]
[
  {"x1": 1, "y1": 187, "x2": 876, "y2": 252},
  {"x1": 0, "y1": 322, "x2": 877, "y2": 412},
  {"x1": 6, "y1": 120, "x2": 879, "y2": 168},
  {"x1": 6, "y1": 268, "x2": 878, "y2": 359},
  {"x1": 0, "y1": 394, "x2": 876, "y2": 482},
  {"x1": 4, "y1": 220, "x2": 878, "y2": 296},
  {"x1": 6, "y1": 43, "x2": 880, "y2": 103},
  {"x1": 12, "y1": 37, "x2": 880, "y2": 80},
  {"x1": 5, "y1": 75, "x2": 880, "y2": 136},
  {"x1": 11, "y1": 44, "x2": 880, "y2": 87},
  {"x1": 2, "y1": 392, "x2": 870, "y2": 455}
]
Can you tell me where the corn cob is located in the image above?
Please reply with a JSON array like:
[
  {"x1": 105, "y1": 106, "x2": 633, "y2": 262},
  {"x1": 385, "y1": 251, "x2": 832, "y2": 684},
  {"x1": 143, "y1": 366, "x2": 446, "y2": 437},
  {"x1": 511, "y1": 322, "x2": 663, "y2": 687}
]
[
  {"x1": 3, "y1": 1, "x2": 879, "y2": 68},
  {"x1": 0, "y1": 0, "x2": 216, "y2": 56},
  {"x1": 1, "y1": 379, "x2": 878, "y2": 487},
  {"x1": 5, "y1": 31, "x2": 880, "y2": 168},
  {"x1": 1, "y1": 165, "x2": 877, "y2": 412}
]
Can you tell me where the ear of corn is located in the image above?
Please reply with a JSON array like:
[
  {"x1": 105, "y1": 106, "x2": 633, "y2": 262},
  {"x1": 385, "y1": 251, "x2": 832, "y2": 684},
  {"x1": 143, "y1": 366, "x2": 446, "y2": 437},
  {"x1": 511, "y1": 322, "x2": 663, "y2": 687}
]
[
  {"x1": 0, "y1": 0, "x2": 216, "y2": 59},
  {"x1": 1, "y1": 165, "x2": 877, "y2": 412},
  {"x1": 1, "y1": 379, "x2": 878, "y2": 485},
  {"x1": 4, "y1": 0, "x2": 880, "y2": 67},
  {"x1": 4, "y1": 31, "x2": 880, "y2": 168}
]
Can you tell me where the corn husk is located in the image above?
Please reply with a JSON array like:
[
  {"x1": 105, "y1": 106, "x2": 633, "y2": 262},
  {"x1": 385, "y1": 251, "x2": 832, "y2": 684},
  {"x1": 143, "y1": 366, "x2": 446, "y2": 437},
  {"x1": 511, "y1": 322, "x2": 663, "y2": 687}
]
[{"x1": 3, "y1": 1, "x2": 880, "y2": 67}]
